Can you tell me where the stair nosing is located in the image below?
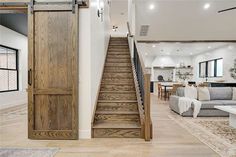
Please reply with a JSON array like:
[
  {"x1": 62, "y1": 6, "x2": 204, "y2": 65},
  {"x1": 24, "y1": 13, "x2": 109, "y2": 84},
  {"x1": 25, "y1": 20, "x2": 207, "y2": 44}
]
[
  {"x1": 99, "y1": 91, "x2": 136, "y2": 93},
  {"x1": 95, "y1": 111, "x2": 139, "y2": 115},
  {"x1": 98, "y1": 100, "x2": 138, "y2": 103},
  {"x1": 93, "y1": 124, "x2": 141, "y2": 129}
]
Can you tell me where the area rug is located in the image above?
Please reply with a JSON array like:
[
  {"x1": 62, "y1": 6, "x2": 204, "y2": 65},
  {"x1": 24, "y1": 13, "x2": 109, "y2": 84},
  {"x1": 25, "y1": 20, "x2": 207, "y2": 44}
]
[
  {"x1": 0, "y1": 148, "x2": 58, "y2": 157},
  {"x1": 168, "y1": 113, "x2": 236, "y2": 157}
]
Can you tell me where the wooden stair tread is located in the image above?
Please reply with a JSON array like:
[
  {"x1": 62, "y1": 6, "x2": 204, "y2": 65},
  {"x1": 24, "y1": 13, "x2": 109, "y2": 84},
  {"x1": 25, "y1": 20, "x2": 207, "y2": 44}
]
[
  {"x1": 99, "y1": 91, "x2": 135, "y2": 93},
  {"x1": 93, "y1": 121, "x2": 141, "y2": 129},
  {"x1": 96, "y1": 111, "x2": 139, "y2": 115},
  {"x1": 98, "y1": 100, "x2": 138, "y2": 103},
  {"x1": 101, "y1": 83, "x2": 135, "y2": 85}
]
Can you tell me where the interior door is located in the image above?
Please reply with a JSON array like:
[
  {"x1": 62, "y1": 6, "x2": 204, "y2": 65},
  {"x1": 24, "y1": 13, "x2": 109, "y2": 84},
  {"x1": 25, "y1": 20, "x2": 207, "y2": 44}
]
[{"x1": 28, "y1": 3, "x2": 78, "y2": 139}]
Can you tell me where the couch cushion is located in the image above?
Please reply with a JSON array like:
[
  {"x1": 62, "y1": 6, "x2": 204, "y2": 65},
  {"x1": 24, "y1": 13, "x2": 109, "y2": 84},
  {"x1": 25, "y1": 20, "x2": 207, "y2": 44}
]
[
  {"x1": 208, "y1": 87, "x2": 232, "y2": 100},
  {"x1": 200, "y1": 100, "x2": 224, "y2": 109},
  {"x1": 216, "y1": 100, "x2": 236, "y2": 106},
  {"x1": 176, "y1": 87, "x2": 185, "y2": 97},
  {"x1": 198, "y1": 87, "x2": 210, "y2": 101},
  {"x1": 185, "y1": 85, "x2": 197, "y2": 99}
]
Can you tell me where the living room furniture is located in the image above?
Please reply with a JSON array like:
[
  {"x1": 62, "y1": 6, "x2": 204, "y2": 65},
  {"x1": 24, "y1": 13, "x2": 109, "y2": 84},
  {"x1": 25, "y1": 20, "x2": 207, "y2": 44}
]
[
  {"x1": 214, "y1": 106, "x2": 236, "y2": 128},
  {"x1": 170, "y1": 84, "x2": 183, "y2": 96},
  {"x1": 209, "y1": 82, "x2": 236, "y2": 87},
  {"x1": 169, "y1": 87, "x2": 236, "y2": 117},
  {"x1": 161, "y1": 84, "x2": 172, "y2": 100}
]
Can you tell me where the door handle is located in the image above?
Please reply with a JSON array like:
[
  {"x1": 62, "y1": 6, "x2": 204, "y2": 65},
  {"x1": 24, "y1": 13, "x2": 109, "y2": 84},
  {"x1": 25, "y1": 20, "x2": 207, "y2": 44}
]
[{"x1": 28, "y1": 69, "x2": 32, "y2": 86}]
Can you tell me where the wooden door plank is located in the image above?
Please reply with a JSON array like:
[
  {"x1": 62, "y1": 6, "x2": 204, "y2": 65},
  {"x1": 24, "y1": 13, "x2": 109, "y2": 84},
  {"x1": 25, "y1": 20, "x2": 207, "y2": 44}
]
[
  {"x1": 71, "y1": 4, "x2": 79, "y2": 139},
  {"x1": 28, "y1": 6, "x2": 35, "y2": 139}
]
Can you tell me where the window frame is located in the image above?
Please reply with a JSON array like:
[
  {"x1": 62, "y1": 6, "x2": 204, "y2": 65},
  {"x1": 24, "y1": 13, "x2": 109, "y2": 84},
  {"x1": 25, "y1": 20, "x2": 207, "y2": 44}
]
[
  {"x1": 0, "y1": 45, "x2": 19, "y2": 93},
  {"x1": 199, "y1": 58, "x2": 223, "y2": 78}
]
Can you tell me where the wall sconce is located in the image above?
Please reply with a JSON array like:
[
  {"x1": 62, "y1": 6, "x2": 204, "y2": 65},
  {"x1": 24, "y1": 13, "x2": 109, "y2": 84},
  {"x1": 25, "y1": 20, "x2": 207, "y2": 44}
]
[
  {"x1": 112, "y1": 26, "x2": 118, "y2": 32},
  {"x1": 97, "y1": 0, "x2": 104, "y2": 22}
]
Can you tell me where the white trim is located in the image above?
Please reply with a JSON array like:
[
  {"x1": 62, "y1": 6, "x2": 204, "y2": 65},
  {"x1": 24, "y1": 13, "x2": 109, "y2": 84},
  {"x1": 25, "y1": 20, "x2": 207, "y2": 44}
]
[{"x1": 79, "y1": 129, "x2": 91, "y2": 139}]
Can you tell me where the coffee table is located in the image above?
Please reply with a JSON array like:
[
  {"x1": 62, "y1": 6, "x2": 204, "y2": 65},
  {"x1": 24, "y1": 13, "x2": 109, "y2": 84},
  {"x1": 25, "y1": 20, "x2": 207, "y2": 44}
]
[{"x1": 214, "y1": 106, "x2": 236, "y2": 128}]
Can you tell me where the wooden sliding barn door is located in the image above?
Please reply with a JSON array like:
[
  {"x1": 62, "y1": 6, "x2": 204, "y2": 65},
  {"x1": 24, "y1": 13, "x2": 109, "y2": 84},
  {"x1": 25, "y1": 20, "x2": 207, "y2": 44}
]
[{"x1": 28, "y1": 3, "x2": 79, "y2": 139}]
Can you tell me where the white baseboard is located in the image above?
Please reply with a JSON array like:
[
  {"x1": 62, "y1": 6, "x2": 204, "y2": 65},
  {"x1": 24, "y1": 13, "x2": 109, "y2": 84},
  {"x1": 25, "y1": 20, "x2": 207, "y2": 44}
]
[
  {"x1": 79, "y1": 129, "x2": 91, "y2": 139},
  {"x1": 0, "y1": 99, "x2": 27, "y2": 110}
]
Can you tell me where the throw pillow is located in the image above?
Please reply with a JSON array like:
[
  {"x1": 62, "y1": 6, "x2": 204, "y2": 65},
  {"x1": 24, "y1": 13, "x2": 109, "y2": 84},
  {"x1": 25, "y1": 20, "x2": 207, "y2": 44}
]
[
  {"x1": 233, "y1": 88, "x2": 236, "y2": 100},
  {"x1": 198, "y1": 87, "x2": 210, "y2": 101},
  {"x1": 184, "y1": 85, "x2": 197, "y2": 99}
]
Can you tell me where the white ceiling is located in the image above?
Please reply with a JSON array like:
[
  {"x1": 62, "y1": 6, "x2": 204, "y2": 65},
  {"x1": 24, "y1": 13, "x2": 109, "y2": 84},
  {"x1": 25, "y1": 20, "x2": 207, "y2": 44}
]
[
  {"x1": 135, "y1": 0, "x2": 236, "y2": 41},
  {"x1": 137, "y1": 42, "x2": 236, "y2": 57},
  {"x1": 110, "y1": 0, "x2": 128, "y2": 36}
]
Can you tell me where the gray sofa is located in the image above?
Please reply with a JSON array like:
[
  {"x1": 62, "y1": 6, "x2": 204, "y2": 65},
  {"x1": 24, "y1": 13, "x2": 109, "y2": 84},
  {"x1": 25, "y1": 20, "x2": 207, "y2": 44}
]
[{"x1": 169, "y1": 87, "x2": 236, "y2": 117}]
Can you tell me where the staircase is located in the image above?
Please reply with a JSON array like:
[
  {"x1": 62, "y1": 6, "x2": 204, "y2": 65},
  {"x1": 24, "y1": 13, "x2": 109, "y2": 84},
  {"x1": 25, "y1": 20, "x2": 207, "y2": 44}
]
[{"x1": 92, "y1": 37, "x2": 142, "y2": 138}]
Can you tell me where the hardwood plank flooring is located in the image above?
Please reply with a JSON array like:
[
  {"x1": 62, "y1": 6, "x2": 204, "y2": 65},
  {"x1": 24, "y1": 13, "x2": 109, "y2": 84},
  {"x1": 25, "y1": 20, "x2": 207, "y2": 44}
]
[{"x1": 0, "y1": 94, "x2": 219, "y2": 157}]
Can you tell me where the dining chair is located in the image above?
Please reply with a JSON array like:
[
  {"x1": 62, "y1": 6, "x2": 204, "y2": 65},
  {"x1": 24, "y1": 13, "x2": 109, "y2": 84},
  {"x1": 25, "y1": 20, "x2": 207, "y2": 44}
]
[{"x1": 170, "y1": 84, "x2": 183, "y2": 96}]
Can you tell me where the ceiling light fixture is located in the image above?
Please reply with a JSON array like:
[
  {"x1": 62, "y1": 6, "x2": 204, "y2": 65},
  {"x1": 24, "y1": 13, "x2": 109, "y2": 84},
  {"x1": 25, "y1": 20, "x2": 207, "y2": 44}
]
[
  {"x1": 228, "y1": 45, "x2": 234, "y2": 50},
  {"x1": 204, "y1": 3, "x2": 211, "y2": 10},
  {"x1": 149, "y1": 4, "x2": 155, "y2": 10},
  {"x1": 112, "y1": 26, "x2": 118, "y2": 32},
  {"x1": 145, "y1": 52, "x2": 148, "y2": 56},
  {"x1": 208, "y1": 46, "x2": 211, "y2": 49},
  {"x1": 152, "y1": 45, "x2": 156, "y2": 48}
]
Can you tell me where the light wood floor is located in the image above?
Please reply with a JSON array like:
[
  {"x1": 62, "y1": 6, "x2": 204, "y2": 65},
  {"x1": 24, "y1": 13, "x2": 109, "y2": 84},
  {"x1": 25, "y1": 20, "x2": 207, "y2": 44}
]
[{"x1": 0, "y1": 94, "x2": 219, "y2": 157}]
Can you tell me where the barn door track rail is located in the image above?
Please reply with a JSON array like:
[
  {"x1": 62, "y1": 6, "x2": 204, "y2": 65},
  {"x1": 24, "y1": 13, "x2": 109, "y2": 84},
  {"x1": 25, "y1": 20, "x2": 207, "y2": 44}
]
[{"x1": 0, "y1": 0, "x2": 89, "y2": 13}]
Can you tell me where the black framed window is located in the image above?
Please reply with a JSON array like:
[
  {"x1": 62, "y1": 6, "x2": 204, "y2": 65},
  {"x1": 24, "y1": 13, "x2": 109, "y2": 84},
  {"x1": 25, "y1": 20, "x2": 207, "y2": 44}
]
[
  {"x1": 199, "y1": 58, "x2": 223, "y2": 78},
  {"x1": 0, "y1": 45, "x2": 18, "y2": 93}
]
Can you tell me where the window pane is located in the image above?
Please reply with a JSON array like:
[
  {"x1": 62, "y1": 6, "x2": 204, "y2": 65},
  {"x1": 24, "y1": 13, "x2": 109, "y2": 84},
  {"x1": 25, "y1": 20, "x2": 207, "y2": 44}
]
[
  {"x1": 0, "y1": 47, "x2": 7, "y2": 68},
  {"x1": 7, "y1": 49, "x2": 16, "y2": 69},
  {"x1": 0, "y1": 70, "x2": 9, "y2": 91},
  {"x1": 9, "y1": 71, "x2": 17, "y2": 90},
  {"x1": 200, "y1": 62, "x2": 206, "y2": 77},
  {"x1": 216, "y1": 59, "x2": 223, "y2": 77},
  {"x1": 208, "y1": 61, "x2": 215, "y2": 77}
]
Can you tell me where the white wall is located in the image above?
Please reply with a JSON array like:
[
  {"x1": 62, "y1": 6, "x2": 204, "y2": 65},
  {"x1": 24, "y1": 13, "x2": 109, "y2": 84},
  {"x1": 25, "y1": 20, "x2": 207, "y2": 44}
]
[
  {"x1": 110, "y1": 0, "x2": 128, "y2": 37},
  {"x1": 192, "y1": 47, "x2": 236, "y2": 83},
  {"x1": 0, "y1": 25, "x2": 28, "y2": 109},
  {"x1": 79, "y1": 0, "x2": 110, "y2": 139},
  {"x1": 90, "y1": 0, "x2": 110, "y2": 120},
  {"x1": 152, "y1": 55, "x2": 192, "y2": 68}
]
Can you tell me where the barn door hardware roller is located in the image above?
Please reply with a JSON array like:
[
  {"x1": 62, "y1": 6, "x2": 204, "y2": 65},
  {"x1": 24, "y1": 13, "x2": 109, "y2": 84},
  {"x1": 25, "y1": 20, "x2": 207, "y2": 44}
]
[
  {"x1": 29, "y1": 0, "x2": 34, "y2": 14},
  {"x1": 26, "y1": 0, "x2": 86, "y2": 14},
  {"x1": 72, "y1": 0, "x2": 76, "y2": 13}
]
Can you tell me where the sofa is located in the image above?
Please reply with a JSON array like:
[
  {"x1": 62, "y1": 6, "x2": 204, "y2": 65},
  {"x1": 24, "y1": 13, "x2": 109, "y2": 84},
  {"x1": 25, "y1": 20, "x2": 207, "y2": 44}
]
[{"x1": 169, "y1": 87, "x2": 236, "y2": 117}]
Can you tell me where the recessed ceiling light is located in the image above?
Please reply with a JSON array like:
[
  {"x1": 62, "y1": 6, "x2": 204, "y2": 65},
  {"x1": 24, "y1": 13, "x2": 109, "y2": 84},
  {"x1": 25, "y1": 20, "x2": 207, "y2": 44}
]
[
  {"x1": 204, "y1": 3, "x2": 210, "y2": 10},
  {"x1": 208, "y1": 46, "x2": 211, "y2": 49},
  {"x1": 149, "y1": 4, "x2": 155, "y2": 10},
  {"x1": 152, "y1": 45, "x2": 156, "y2": 48},
  {"x1": 190, "y1": 52, "x2": 193, "y2": 55},
  {"x1": 228, "y1": 45, "x2": 234, "y2": 50}
]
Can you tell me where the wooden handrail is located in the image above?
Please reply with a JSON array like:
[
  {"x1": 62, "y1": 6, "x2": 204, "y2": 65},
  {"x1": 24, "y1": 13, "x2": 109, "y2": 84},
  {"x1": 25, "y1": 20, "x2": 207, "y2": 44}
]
[
  {"x1": 127, "y1": 22, "x2": 133, "y2": 37},
  {"x1": 128, "y1": 34, "x2": 152, "y2": 141}
]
